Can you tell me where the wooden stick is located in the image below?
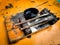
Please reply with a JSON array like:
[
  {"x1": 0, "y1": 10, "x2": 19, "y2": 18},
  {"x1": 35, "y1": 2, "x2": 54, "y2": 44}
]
[
  {"x1": 21, "y1": 20, "x2": 48, "y2": 30},
  {"x1": 15, "y1": 14, "x2": 49, "y2": 26}
]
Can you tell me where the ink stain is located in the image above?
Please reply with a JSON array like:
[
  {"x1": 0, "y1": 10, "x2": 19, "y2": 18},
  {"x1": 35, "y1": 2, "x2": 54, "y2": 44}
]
[
  {"x1": 48, "y1": 5, "x2": 52, "y2": 6},
  {"x1": 2, "y1": 13, "x2": 4, "y2": 15},
  {"x1": 31, "y1": 1, "x2": 35, "y2": 3},
  {"x1": 6, "y1": 12, "x2": 8, "y2": 14},
  {"x1": 5, "y1": 3, "x2": 13, "y2": 9}
]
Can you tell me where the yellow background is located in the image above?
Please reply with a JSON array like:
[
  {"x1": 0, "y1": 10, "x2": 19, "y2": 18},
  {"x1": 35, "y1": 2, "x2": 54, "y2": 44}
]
[{"x1": 0, "y1": 0, "x2": 60, "y2": 45}]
